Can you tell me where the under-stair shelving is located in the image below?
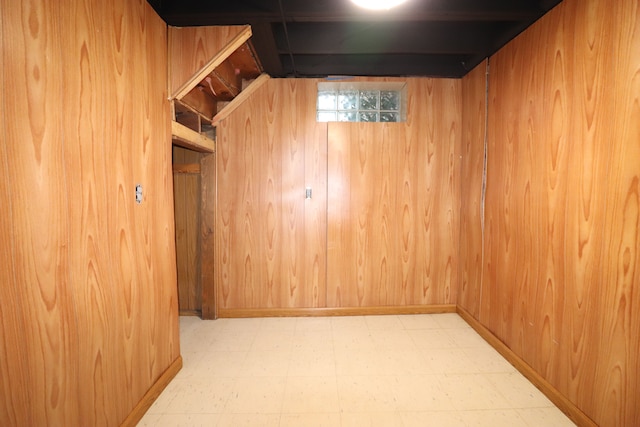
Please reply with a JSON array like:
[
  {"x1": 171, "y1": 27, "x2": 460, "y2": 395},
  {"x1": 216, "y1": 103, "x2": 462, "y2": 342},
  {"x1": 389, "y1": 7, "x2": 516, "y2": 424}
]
[{"x1": 169, "y1": 24, "x2": 270, "y2": 153}]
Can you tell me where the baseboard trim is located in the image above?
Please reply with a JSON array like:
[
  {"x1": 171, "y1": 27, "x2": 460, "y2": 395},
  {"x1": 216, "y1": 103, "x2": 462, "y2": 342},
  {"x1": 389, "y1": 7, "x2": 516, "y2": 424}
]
[
  {"x1": 218, "y1": 304, "x2": 457, "y2": 318},
  {"x1": 456, "y1": 307, "x2": 597, "y2": 427},
  {"x1": 179, "y1": 309, "x2": 201, "y2": 317},
  {"x1": 120, "y1": 355, "x2": 183, "y2": 427}
]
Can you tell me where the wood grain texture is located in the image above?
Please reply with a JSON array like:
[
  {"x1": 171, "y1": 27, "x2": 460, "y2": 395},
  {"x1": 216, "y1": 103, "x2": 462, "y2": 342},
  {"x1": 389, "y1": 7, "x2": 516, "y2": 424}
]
[
  {"x1": 593, "y1": 0, "x2": 640, "y2": 425},
  {"x1": 218, "y1": 305, "x2": 457, "y2": 318},
  {"x1": 0, "y1": 3, "x2": 33, "y2": 425},
  {"x1": 200, "y1": 152, "x2": 217, "y2": 319},
  {"x1": 171, "y1": 120, "x2": 215, "y2": 153},
  {"x1": 212, "y1": 73, "x2": 270, "y2": 125},
  {"x1": 457, "y1": 307, "x2": 598, "y2": 427},
  {"x1": 173, "y1": 147, "x2": 202, "y2": 313},
  {"x1": 120, "y1": 356, "x2": 183, "y2": 427},
  {"x1": 457, "y1": 61, "x2": 486, "y2": 319},
  {"x1": 0, "y1": 0, "x2": 180, "y2": 425},
  {"x1": 459, "y1": 0, "x2": 640, "y2": 425},
  {"x1": 327, "y1": 78, "x2": 461, "y2": 307},
  {"x1": 216, "y1": 79, "x2": 328, "y2": 309},
  {"x1": 168, "y1": 25, "x2": 248, "y2": 97},
  {"x1": 1, "y1": 1, "x2": 76, "y2": 425}
]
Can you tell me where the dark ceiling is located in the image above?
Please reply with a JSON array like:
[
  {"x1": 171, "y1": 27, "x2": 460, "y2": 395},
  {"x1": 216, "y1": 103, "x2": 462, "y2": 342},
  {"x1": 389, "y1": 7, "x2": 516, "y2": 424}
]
[{"x1": 149, "y1": 0, "x2": 563, "y2": 78}]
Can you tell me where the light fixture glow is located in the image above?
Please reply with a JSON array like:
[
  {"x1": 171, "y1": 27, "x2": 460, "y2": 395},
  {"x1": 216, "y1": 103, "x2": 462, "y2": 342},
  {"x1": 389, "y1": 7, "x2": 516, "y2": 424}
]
[{"x1": 350, "y1": 0, "x2": 408, "y2": 10}]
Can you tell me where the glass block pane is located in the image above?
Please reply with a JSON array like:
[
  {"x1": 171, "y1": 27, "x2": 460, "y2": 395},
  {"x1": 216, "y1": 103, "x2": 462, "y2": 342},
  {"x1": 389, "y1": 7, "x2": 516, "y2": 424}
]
[
  {"x1": 317, "y1": 111, "x2": 337, "y2": 122},
  {"x1": 338, "y1": 91, "x2": 357, "y2": 110},
  {"x1": 380, "y1": 91, "x2": 400, "y2": 111},
  {"x1": 359, "y1": 91, "x2": 379, "y2": 110},
  {"x1": 359, "y1": 112, "x2": 378, "y2": 122},
  {"x1": 338, "y1": 111, "x2": 357, "y2": 122},
  {"x1": 317, "y1": 92, "x2": 336, "y2": 110},
  {"x1": 380, "y1": 112, "x2": 399, "y2": 122}
]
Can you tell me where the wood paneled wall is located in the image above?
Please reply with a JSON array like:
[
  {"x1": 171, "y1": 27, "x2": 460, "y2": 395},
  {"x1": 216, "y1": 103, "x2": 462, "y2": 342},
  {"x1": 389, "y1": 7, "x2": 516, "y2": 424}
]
[
  {"x1": 173, "y1": 147, "x2": 202, "y2": 313},
  {"x1": 458, "y1": 0, "x2": 640, "y2": 425},
  {"x1": 458, "y1": 61, "x2": 487, "y2": 318},
  {"x1": 0, "y1": 0, "x2": 179, "y2": 425},
  {"x1": 216, "y1": 79, "x2": 328, "y2": 309},
  {"x1": 327, "y1": 78, "x2": 461, "y2": 307},
  {"x1": 216, "y1": 77, "x2": 460, "y2": 310}
]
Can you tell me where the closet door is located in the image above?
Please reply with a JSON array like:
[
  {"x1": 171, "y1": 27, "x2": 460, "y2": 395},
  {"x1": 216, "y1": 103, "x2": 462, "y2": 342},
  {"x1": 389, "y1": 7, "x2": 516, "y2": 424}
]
[
  {"x1": 326, "y1": 79, "x2": 460, "y2": 307},
  {"x1": 216, "y1": 79, "x2": 327, "y2": 310},
  {"x1": 327, "y1": 123, "x2": 410, "y2": 307}
]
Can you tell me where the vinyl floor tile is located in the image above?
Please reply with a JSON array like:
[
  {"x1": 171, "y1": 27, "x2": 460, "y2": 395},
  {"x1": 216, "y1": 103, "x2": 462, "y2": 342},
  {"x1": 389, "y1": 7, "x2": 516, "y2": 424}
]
[{"x1": 139, "y1": 314, "x2": 576, "y2": 427}]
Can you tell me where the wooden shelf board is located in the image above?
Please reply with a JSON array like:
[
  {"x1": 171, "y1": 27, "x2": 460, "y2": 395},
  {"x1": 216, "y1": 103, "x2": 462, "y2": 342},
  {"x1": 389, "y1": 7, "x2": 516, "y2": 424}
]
[
  {"x1": 172, "y1": 163, "x2": 201, "y2": 174},
  {"x1": 171, "y1": 120, "x2": 215, "y2": 153}
]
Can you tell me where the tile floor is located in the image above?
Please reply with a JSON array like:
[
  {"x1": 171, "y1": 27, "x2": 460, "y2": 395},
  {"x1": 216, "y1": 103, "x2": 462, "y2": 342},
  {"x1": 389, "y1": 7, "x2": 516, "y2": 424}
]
[{"x1": 139, "y1": 314, "x2": 576, "y2": 426}]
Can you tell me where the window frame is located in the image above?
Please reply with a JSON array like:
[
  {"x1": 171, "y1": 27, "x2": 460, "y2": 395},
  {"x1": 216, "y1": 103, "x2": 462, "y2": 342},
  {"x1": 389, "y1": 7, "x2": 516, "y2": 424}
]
[{"x1": 316, "y1": 81, "x2": 407, "y2": 123}]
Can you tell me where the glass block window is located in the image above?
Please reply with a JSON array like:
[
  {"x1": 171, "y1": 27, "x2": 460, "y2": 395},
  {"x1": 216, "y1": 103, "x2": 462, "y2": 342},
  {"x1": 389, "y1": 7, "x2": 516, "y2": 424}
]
[{"x1": 317, "y1": 82, "x2": 406, "y2": 123}]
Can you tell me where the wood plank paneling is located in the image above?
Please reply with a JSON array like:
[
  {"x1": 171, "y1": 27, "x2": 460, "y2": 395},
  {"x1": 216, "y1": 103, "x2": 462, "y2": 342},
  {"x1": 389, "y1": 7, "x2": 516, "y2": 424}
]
[
  {"x1": 458, "y1": 60, "x2": 486, "y2": 318},
  {"x1": 458, "y1": 0, "x2": 640, "y2": 425},
  {"x1": 327, "y1": 78, "x2": 461, "y2": 307},
  {"x1": 61, "y1": 0, "x2": 117, "y2": 423},
  {"x1": 327, "y1": 123, "x2": 400, "y2": 306},
  {"x1": 217, "y1": 77, "x2": 460, "y2": 310},
  {"x1": 593, "y1": 0, "x2": 640, "y2": 424},
  {"x1": 173, "y1": 147, "x2": 202, "y2": 313},
  {"x1": 0, "y1": 3, "x2": 31, "y2": 425},
  {"x1": 1, "y1": 1, "x2": 76, "y2": 425},
  {"x1": 216, "y1": 79, "x2": 328, "y2": 309},
  {"x1": 139, "y1": 0, "x2": 180, "y2": 409},
  {"x1": 0, "y1": 0, "x2": 180, "y2": 425}
]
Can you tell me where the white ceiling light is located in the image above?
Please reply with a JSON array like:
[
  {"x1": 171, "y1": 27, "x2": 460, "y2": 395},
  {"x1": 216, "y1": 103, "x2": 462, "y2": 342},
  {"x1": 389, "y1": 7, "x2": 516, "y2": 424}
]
[{"x1": 350, "y1": 0, "x2": 408, "y2": 10}]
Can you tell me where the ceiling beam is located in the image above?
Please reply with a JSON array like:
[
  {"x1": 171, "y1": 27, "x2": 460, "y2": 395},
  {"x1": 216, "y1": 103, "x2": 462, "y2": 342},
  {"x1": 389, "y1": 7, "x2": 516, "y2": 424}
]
[
  {"x1": 273, "y1": 22, "x2": 503, "y2": 55},
  {"x1": 280, "y1": 54, "x2": 473, "y2": 78},
  {"x1": 249, "y1": 23, "x2": 284, "y2": 76}
]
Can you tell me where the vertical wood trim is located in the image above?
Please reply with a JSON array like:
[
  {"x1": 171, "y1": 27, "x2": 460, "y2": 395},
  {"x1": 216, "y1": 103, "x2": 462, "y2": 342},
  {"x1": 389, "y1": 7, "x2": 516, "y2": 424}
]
[
  {"x1": 471, "y1": 0, "x2": 640, "y2": 425},
  {"x1": 201, "y1": 153, "x2": 217, "y2": 319}
]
